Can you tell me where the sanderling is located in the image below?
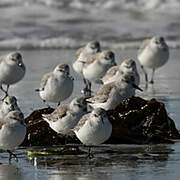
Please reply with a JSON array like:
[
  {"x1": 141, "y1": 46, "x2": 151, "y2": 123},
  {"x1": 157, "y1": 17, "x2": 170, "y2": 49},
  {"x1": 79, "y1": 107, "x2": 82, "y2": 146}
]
[
  {"x1": 87, "y1": 73, "x2": 142, "y2": 111},
  {"x1": 82, "y1": 50, "x2": 116, "y2": 96},
  {"x1": 0, "y1": 96, "x2": 21, "y2": 118},
  {"x1": 138, "y1": 36, "x2": 169, "y2": 84},
  {"x1": 73, "y1": 40, "x2": 101, "y2": 76},
  {"x1": 35, "y1": 64, "x2": 74, "y2": 106},
  {"x1": 42, "y1": 96, "x2": 87, "y2": 137},
  {"x1": 102, "y1": 59, "x2": 140, "y2": 85},
  {"x1": 73, "y1": 41, "x2": 101, "y2": 93},
  {"x1": 0, "y1": 110, "x2": 26, "y2": 161},
  {"x1": 0, "y1": 52, "x2": 26, "y2": 97},
  {"x1": 73, "y1": 108, "x2": 112, "y2": 157}
]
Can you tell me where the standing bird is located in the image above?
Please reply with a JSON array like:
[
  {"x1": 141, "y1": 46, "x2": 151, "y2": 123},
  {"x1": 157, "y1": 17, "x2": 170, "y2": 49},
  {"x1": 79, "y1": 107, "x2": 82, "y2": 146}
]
[
  {"x1": 73, "y1": 108, "x2": 112, "y2": 158},
  {"x1": 73, "y1": 40, "x2": 101, "y2": 92},
  {"x1": 0, "y1": 96, "x2": 21, "y2": 118},
  {"x1": 102, "y1": 58, "x2": 140, "y2": 86},
  {"x1": 73, "y1": 40, "x2": 101, "y2": 76},
  {"x1": 138, "y1": 36, "x2": 169, "y2": 85},
  {"x1": 42, "y1": 96, "x2": 88, "y2": 142},
  {"x1": 87, "y1": 72, "x2": 142, "y2": 111},
  {"x1": 35, "y1": 64, "x2": 74, "y2": 106},
  {"x1": 82, "y1": 50, "x2": 116, "y2": 96},
  {"x1": 0, "y1": 52, "x2": 26, "y2": 98},
  {"x1": 0, "y1": 111, "x2": 26, "y2": 161}
]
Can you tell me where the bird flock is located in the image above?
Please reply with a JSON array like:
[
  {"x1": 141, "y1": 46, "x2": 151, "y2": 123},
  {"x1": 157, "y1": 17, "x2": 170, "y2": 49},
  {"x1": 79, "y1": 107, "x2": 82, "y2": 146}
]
[{"x1": 0, "y1": 35, "x2": 169, "y2": 161}]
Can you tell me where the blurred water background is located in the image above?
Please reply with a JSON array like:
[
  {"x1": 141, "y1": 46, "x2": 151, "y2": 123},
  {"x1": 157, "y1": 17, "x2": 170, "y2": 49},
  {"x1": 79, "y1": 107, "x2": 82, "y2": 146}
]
[
  {"x1": 0, "y1": 0, "x2": 180, "y2": 179},
  {"x1": 1, "y1": 0, "x2": 180, "y2": 50}
]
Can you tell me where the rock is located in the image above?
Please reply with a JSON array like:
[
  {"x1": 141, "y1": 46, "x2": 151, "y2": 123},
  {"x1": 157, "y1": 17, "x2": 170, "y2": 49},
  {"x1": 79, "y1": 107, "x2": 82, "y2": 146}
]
[
  {"x1": 21, "y1": 107, "x2": 80, "y2": 146},
  {"x1": 107, "y1": 97, "x2": 180, "y2": 144},
  {"x1": 21, "y1": 97, "x2": 180, "y2": 146}
]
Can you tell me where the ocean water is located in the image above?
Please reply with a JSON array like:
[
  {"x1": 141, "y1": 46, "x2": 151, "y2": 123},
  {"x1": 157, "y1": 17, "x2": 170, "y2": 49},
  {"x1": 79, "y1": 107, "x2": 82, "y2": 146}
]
[
  {"x1": 0, "y1": 0, "x2": 180, "y2": 179},
  {"x1": 0, "y1": 0, "x2": 180, "y2": 50}
]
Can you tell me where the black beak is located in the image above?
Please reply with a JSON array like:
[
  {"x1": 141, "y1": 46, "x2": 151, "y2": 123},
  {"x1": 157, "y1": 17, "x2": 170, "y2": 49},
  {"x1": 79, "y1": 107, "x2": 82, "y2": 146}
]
[{"x1": 132, "y1": 83, "x2": 143, "y2": 91}]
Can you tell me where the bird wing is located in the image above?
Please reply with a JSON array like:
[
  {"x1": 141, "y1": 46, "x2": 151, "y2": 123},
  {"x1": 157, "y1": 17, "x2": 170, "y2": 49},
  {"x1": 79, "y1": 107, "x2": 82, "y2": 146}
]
[
  {"x1": 0, "y1": 117, "x2": 11, "y2": 129},
  {"x1": 96, "y1": 83, "x2": 114, "y2": 96},
  {"x1": 104, "y1": 66, "x2": 119, "y2": 77},
  {"x1": 73, "y1": 113, "x2": 90, "y2": 132},
  {"x1": 40, "y1": 72, "x2": 53, "y2": 90},
  {"x1": 43, "y1": 104, "x2": 69, "y2": 122},
  {"x1": 138, "y1": 39, "x2": 150, "y2": 55},
  {"x1": 83, "y1": 54, "x2": 97, "y2": 65},
  {"x1": 0, "y1": 55, "x2": 6, "y2": 65},
  {"x1": 87, "y1": 94, "x2": 108, "y2": 103},
  {"x1": 75, "y1": 47, "x2": 84, "y2": 59}
]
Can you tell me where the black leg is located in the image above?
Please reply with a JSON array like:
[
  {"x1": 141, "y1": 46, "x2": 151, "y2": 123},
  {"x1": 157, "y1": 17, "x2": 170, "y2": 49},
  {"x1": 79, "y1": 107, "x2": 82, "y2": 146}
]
[
  {"x1": 81, "y1": 79, "x2": 89, "y2": 95},
  {"x1": 81, "y1": 79, "x2": 92, "y2": 97},
  {"x1": 141, "y1": 65, "x2": 148, "y2": 84},
  {"x1": 6, "y1": 85, "x2": 10, "y2": 95},
  {"x1": 0, "y1": 85, "x2": 6, "y2": 94},
  {"x1": 149, "y1": 68, "x2": 155, "y2": 84},
  {"x1": 83, "y1": 78, "x2": 88, "y2": 87},
  {"x1": 7, "y1": 150, "x2": 18, "y2": 162},
  {"x1": 87, "y1": 80, "x2": 92, "y2": 96},
  {"x1": 87, "y1": 146, "x2": 94, "y2": 159},
  {"x1": 0, "y1": 85, "x2": 8, "y2": 100}
]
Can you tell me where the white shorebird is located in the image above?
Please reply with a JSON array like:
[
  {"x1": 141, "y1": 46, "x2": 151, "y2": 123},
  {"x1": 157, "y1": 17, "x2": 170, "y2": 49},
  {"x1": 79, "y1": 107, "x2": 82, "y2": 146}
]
[
  {"x1": 0, "y1": 96, "x2": 21, "y2": 118},
  {"x1": 87, "y1": 73, "x2": 142, "y2": 111},
  {"x1": 0, "y1": 52, "x2": 26, "y2": 98},
  {"x1": 73, "y1": 108, "x2": 112, "y2": 157},
  {"x1": 138, "y1": 36, "x2": 169, "y2": 85},
  {"x1": 73, "y1": 40, "x2": 101, "y2": 76},
  {"x1": 82, "y1": 50, "x2": 116, "y2": 96},
  {"x1": 102, "y1": 59, "x2": 140, "y2": 86},
  {"x1": 73, "y1": 41, "x2": 101, "y2": 93},
  {"x1": 42, "y1": 96, "x2": 87, "y2": 137},
  {"x1": 36, "y1": 64, "x2": 74, "y2": 106},
  {"x1": 0, "y1": 111, "x2": 26, "y2": 161}
]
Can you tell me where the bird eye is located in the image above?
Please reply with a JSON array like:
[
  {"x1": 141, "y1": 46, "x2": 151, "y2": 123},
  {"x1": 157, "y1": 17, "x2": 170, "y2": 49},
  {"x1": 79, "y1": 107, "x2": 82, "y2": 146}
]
[
  {"x1": 75, "y1": 103, "x2": 82, "y2": 108},
  {"x1": 105, "y1": 54, "x2": 111, "y2": 60},
  {"x1": 94, "y1": 114, "x2": 98, "y2": 117},
  {"x1": 59, "y1": 69, "x2": 64, "y2": 72},
  {"x1": 5, "y1": 101, "x2": 9, "y2": 105},
  {"x1": 108, "y1": 52, "x2": 114, "y2": 59}
]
